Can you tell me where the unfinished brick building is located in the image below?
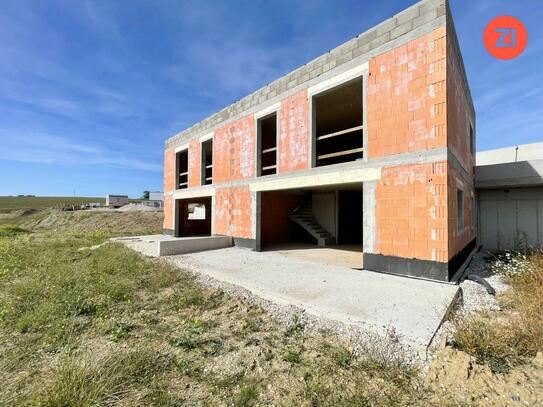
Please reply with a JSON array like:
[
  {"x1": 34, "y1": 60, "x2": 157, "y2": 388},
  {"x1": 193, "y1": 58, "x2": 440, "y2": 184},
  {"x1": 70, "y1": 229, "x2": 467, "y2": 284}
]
[{"x1": 163, "y1": 0, "x2": 475, "y2": 282}]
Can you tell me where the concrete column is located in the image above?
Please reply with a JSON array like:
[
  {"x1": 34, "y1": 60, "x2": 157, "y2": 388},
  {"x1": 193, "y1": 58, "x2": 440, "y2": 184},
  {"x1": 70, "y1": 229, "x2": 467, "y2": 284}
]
[
  {"x1": 363, "y1": 180, "x2": 377, "y2": 254},
  {"x1": 211, "y1": 195, "x2": 216, "y2": 235},
  {"x1": 253, "y1": 191, "x2": 261, "y2": 251},
  {"x1": 173, "y1": 199, "x2": 179, "y2": 237}
]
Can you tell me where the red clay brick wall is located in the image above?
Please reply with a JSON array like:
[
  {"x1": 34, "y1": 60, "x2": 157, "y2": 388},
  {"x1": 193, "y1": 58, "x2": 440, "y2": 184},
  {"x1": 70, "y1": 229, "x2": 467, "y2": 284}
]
[
  {"x1": 448, "y1": 165, "x2": 475, "y2": 260},
  {"x1": 278, "y1": 89, "x2": 310, "y2": 173},
  {"x1": 163, "y1": 195, "x2": 173, "y2": 230},
  {"x1": 214, "y1": 186, "x2": 253, "y2": 239},
  {"x1": 367, "y1": 27, "x2": 447, "y2": 158},
  {"x1": 376, "y1": 161, "x2": 448, "y2": 262},
  {"x1": 261, "y1": 191, "x2": 301, "y2": 245},
  {"x1": 446, "y1": 21, "x2": 476, "y2": 259},
  {"x1": 188, "y1": 139, "x2": 201, "y2": 187},
  {"x1": 164, "y1": 148, "x2": 175, "y2": 192},
  {"x1": 163, "y1": 148, "x2": 176, "y2": 230},
  {"x1": 447, "y1": 23, "x2": 475, "y2": 176},
  {"x1": 213, "y1": 115, "x2": 256, "y2": 183}
]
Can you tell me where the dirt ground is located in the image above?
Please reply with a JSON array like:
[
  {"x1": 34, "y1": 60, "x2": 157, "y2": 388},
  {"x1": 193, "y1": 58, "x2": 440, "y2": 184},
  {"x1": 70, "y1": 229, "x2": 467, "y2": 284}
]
[
  {"x1": 23, "y1": 208, "x2": 164, "y2": 235},
  {"x1": 427, "y1": 347, "x2": 543, "y2": 405}
]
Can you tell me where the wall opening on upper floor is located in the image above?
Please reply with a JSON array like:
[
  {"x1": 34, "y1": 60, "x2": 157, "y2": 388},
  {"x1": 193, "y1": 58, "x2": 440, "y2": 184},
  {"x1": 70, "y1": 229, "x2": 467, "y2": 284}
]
[
  {"x1": 313, "y1": 77, "x2": 363, "y2": 167},
  {"x1": 201, "y1": 139, "x2": 213, "y2": 185},
  {"x1": 257, "y1": 113, "x2": 278, "y2": 176},
  {"x1": 176, "y1": 149, "x2": 188, "y2": 190}
]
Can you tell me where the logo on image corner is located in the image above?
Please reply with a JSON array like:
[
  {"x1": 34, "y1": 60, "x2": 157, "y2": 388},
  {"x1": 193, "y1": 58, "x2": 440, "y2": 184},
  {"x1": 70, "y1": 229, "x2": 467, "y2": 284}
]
[{"x1": 484, "y1": 16, "x2": 528, "y2": 60}]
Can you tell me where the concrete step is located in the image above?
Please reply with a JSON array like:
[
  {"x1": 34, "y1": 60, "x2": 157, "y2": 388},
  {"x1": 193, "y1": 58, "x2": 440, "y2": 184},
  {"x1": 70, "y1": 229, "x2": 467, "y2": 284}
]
[{"x1": 288, "y1": 208, "x2": 335, "y2": 246}]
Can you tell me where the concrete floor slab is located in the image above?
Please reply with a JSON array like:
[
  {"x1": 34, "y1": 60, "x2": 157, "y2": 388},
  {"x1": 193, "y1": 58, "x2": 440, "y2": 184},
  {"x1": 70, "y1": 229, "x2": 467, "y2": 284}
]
[
  {"x1": 264, "y1": 243, "x2": 363, "y2": 269},
  {"x1": 165, "y1": 247, "x2": 459, "y2": 350}
]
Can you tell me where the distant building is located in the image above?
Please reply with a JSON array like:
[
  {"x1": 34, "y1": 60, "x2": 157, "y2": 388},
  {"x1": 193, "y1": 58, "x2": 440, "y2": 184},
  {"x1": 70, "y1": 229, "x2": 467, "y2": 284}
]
[
  {"x1": 106, "y1": 194, "x2": 129, "y2": 208},
  {"x1": 81, "y1": 202, "x2": 101, "y2": 209},
  {"x1": 147, "y1": 191, "x2": 164, "y2": 208}
]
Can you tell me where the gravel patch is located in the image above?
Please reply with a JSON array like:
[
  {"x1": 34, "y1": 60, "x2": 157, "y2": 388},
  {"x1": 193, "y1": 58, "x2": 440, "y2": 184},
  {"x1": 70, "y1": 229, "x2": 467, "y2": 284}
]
[{"x1": 459, "y1": 251, "x2": 509, "y2": 315}]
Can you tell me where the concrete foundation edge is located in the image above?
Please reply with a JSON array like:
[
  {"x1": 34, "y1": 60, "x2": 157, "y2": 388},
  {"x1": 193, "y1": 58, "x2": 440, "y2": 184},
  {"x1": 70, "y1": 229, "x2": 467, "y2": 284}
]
[
  {"x1": 158, "y1": 236, "x2": 233, "y2": 256},
  {"x1": 363, "y1": 253, "x2": 449, "y2": 282},
  {"x1": 164, "y1": 229, "x2": 174, "y2": 236},
  {"x1": 447, "y1": 238, "x2": 477, "y2": 280},
  {"x1": 233, "y1": 237, "x2": 258, "y2": 250},
  {"x1": 363, "y1": 238, "x2": 477, "y2": 282}
]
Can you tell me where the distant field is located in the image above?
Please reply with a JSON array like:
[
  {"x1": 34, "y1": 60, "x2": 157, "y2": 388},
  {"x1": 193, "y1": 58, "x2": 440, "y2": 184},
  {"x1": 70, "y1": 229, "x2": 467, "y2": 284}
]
[
  {"x1": 0, "y1": 196, "x2": 105, "y2": 211},
  {"x1": 0, "y1": 196, "x2": 143, "y2": 212}
]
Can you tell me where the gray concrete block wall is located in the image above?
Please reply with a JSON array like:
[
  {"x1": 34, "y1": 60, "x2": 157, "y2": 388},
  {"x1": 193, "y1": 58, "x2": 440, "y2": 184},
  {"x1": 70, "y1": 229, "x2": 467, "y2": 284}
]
[{"x1": 165, "y1": 0, "x2": 447, "y2": 149}]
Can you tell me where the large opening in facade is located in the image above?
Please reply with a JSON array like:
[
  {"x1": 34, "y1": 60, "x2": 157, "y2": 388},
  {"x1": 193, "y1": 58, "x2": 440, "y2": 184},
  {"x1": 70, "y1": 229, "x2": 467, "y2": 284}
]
[
  {"x1": 260, "y1": 184, "x2": 363, "y2": 268},
  {"x1": 314, "y1": 78, "x2": 363, "y2": 167},
  {"x1": 201, "y1": 139, "x2": 213, "y2": 185},
  {"x1": 176, "y1": 149, "x2": 188, "y2": 189},
  {"x1": 257, "y1": 113, "x2": 277, "y2": 176},
  {"x1": 176, "y1": 197, "x2": 212, "y2": 237}
]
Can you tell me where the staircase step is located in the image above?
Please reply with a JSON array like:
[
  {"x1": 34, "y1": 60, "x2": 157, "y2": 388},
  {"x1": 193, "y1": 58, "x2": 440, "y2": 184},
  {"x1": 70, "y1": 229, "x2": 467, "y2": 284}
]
[{"x1": 289, "y1": 201, "x2": 335, "y2": 247}]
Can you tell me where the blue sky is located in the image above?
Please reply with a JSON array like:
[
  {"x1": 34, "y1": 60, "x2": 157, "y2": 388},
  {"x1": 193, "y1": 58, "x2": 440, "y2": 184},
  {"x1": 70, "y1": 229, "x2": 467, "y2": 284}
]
[{"x1": 0, "y1": 0, "x2": 541, "y2": 197}]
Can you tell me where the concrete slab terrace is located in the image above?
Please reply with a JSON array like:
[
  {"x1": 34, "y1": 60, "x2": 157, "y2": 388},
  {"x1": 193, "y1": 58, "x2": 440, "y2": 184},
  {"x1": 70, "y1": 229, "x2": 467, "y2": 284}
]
[
  {"x1": 164, "y1": 247, "x2": 459, "y2": 350},
  {"x1": 112, "y1": 234, "x2": 232, "y2": 257}
]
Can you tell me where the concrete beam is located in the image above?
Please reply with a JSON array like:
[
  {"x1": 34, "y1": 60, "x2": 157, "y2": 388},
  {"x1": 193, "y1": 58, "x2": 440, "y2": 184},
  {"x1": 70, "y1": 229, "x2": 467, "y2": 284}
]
[{"x1": 249, "y1": 167, "x2": 381, "y2": 192}]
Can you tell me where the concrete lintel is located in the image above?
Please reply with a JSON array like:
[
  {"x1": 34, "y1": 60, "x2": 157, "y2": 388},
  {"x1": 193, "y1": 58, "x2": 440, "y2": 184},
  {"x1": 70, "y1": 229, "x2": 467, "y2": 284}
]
[
  {"x1": 307, "y1": 63, "x2": 368, "y2": 97},
  {"x1": 254, "y1": 102, "x2": 280, "y2": 119},
  {"x1": 172, "y1": 187, "x2": 215, "y2": 200},
  {"x1": 199, "y1": 132, "x2": 214, "y2": 142},
  {"x1": 174, "y1": 143, "x2": 189, "y2": 153},
  {"x1": 249, "y1": 167, "x2": 381, "y2": 192}
]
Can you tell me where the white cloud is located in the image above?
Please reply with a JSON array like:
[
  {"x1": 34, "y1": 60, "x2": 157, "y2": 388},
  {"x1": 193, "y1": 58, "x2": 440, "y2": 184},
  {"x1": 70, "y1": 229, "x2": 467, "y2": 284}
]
[{"x1": 0, "y1": 131, "x2": 162, "y2": 173}]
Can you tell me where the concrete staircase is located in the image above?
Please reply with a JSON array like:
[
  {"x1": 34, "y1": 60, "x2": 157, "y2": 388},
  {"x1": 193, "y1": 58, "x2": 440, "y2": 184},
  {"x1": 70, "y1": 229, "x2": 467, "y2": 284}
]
[{"x1": 289, "y1": 202, "x2": 335, "y2": 247}]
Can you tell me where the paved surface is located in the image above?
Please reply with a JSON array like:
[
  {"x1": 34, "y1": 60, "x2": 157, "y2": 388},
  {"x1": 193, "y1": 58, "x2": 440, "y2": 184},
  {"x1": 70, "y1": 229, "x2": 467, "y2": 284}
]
[{"x1": 166, "y1": 247, "x2": 459, "y2": 349}]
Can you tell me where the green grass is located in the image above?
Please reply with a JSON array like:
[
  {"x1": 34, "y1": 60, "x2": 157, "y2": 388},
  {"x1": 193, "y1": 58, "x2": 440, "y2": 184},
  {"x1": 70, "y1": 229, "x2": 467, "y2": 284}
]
[
  {"x1": 0, "y1": 210, "x2": 427, "y2": 406},
  {"x1": 453, "y1": 252, "x2": 543, "y2": 373},
  {"x1": 0, "y1": 225, "x2": 27, "y2": 237}
]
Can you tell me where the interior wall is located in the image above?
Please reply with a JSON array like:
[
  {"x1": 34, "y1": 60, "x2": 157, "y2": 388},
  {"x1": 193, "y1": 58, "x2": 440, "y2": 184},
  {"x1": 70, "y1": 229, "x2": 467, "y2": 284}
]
[
  {"x1": 312, "y1": 191, "x2": 337, "y2": 239},
  {"x1": 338, "y1": 190, "x2": 363, "y2": 244},
  {"x1": 261, "y1": 190, "x2": 303, "y2": 245}
]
